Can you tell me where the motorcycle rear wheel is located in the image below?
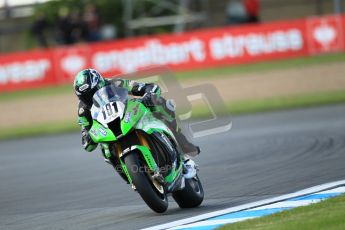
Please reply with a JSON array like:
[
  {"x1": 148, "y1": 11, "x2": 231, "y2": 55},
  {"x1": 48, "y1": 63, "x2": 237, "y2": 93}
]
[{"x1": 172, "y1": 175, "x2": 204, "y2": 208}]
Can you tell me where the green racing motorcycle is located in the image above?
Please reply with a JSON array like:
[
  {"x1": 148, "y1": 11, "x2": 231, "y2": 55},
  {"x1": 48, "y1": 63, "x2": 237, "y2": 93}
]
[{"x1": 87, "y1": 84, "x2": 204, "y2": 213}]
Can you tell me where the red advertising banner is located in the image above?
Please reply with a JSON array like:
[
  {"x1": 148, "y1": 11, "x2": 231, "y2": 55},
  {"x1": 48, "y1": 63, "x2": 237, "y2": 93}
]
[
  {"x1": 0, "y1": 14, "x2": 344, "y2": 92},
  {"x1": 306, "y1": 15, "x2": 344, "y2": 54},
  {"x1": 54, "y1": 44, "x2": 92, "y2": 83},
  {"x1": 0, "y1": 49, "x2": 56, "y2": 91}
]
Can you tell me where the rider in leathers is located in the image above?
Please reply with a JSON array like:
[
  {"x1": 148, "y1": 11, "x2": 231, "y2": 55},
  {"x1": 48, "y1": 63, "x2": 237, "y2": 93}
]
[{"x1": 74, "y1": 69, "x2": 199, "y2": 180}]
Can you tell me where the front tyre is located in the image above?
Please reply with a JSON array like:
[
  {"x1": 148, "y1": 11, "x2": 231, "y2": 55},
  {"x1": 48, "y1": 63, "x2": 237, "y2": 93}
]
[
  {"x1": 124, "y1": 151, "x2": 168, "y2": 213},
  {"x1": 172, "y1": 175, "x2": 204, "y2": 208}
]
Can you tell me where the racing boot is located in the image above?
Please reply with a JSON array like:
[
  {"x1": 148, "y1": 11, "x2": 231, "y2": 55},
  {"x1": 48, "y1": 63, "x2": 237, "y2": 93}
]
[
  {"x1": 168, "y1": 119, "x2": 200, "y2": 156},
  {"x1": 182, "y1": 157, "x2": 198, "y2": 179}
]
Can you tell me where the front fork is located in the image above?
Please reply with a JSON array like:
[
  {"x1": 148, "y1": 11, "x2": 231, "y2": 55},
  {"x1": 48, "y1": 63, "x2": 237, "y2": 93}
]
[
  {"x1": 100, "y1": 143, "x2": 157, "y2": 185},
  {"x1": 101, "y1": 143, "x2": 111, "y2": 158},
  {"x1": 101, "y1": 143, "x2": 132, "y2": 184}
]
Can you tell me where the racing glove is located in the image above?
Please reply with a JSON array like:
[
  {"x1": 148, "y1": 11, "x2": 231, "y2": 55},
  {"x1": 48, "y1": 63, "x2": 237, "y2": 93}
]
[
  {"x1": 81, "y1": 128, "x2": 97, "y2": 152},
  {"x1": 142, "y1": 93, "x2": 158, "y2": 107}
]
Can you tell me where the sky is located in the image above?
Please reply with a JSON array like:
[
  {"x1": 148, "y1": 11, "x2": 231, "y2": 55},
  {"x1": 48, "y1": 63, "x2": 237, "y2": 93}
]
[{"x1": 0, "y1": 0, "x2": 50, "y2": 7}]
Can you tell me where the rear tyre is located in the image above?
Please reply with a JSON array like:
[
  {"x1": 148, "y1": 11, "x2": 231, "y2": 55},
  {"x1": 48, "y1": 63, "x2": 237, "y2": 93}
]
[
  {"x1": 124, "y1": 151, "x2": 168, "y2": 213},
  {"x1": 172, "y1": 175, "x2": 204, "y2": 208}
]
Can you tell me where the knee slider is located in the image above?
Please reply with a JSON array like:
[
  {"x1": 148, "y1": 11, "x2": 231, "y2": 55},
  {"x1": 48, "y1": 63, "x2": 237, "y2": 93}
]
[{"x1": 166, "y1": 99, "x2": 176, "y2": 112}]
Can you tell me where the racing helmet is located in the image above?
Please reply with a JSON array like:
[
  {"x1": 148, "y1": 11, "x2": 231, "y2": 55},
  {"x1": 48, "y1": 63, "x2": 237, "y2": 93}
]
[{"x1": 73, "y1": 69, "x2": 106, "y2": 107}]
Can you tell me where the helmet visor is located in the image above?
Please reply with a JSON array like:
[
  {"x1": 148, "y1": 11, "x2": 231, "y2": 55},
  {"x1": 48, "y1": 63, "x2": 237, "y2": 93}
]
[{"x1": 78, "y1": 86, "x2": 98, "y2": 107}]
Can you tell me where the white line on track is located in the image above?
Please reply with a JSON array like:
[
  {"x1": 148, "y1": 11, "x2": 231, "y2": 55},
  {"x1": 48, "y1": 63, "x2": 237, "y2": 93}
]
[
  {"x1": 168, "y1": 218, "x2": 254, "y2": 229},
  {"x1": 141, "y1": 179, "x2": 345, "y2": 230}
]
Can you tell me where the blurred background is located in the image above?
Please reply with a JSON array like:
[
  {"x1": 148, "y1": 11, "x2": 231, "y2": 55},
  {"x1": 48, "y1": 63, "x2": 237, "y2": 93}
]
[{"x1": 0, "y1": 0, "x2": 343, "y2": 52}]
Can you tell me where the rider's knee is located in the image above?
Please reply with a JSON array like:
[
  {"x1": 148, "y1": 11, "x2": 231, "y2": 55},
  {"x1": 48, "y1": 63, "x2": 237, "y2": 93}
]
[{"x1": 166, "y1": 99, "x2": 176, "y2": 112}]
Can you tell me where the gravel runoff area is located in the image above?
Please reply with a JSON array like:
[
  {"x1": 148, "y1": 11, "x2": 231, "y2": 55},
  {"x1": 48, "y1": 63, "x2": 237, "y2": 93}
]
[{"x1": 1, "y1": 61, "x2": 345, "y2": 129}]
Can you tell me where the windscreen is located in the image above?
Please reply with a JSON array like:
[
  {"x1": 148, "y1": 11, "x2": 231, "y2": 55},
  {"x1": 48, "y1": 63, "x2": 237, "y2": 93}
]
[{"x1": 92, "y1": 85, "x2": 128, "y2": 108}]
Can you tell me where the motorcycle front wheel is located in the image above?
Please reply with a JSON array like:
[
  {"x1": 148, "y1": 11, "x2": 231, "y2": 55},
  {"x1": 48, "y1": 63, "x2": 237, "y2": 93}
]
[{"x1": 124, "y1": 151, "x2": 168, "y2": 213}]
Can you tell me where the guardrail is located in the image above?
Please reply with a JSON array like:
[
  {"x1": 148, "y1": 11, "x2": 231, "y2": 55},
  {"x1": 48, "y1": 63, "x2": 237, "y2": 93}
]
[{"x1": 0, "y1": 14, "x2": 344, "y2": 92}]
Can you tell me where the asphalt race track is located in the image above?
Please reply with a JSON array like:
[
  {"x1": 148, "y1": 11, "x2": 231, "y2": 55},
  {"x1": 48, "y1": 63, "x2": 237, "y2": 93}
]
[{"x1": 1, "y1": 104, "x2": 345, "y2": 230}]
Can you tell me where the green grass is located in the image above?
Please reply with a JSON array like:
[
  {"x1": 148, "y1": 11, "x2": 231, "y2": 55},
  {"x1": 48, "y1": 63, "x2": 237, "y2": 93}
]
[
  {"x1": 0, "y1": 120, "x2": 78, "y2": 141},
  {"x1": 1, "y1": 52, "x2": 345, "y2": 102},
  {"x1": 190, "y1": 90, "x2": 345, "y2": 118},
  {"x1": 218, "y1": 193, "x2": 345, "y2": 230},
  {"x1": 175, "y1": 52, "x2": 345, "y2": 80},
  {"x1": 0, "y1": 84, "x2": 73, "y2": 102}
]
